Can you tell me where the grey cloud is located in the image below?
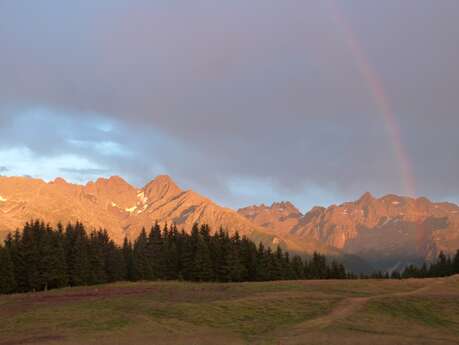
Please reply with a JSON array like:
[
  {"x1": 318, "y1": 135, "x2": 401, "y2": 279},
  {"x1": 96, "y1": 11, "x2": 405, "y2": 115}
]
[
  {"x1": 59, "y1": 168, "x2": 110, "y2": 175},
  {"x1": 0, "y1": 0, "x2": 458, "y2": 209}
]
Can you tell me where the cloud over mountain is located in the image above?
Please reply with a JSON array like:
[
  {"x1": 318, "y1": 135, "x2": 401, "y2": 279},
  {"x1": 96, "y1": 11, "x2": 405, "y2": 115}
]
[{"x1": 1, "y1": 0, "x2": 458, "y2": 209}]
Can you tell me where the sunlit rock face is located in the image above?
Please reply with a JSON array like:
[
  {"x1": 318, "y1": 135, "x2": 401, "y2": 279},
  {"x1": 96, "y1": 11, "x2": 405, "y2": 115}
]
[
  {"x1": 0, "y1": 175, "x2": 278, "y2": 246},
  {"x1": 238, "y1": 201, "x2": 303, "y2": 236},
  {"x1": 240, "y1": 192, "x2": 459, "y2": 268}
]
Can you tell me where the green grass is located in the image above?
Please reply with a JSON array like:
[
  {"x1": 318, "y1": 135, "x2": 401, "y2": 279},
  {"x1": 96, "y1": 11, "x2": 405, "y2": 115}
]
[
  {"x1": 366, "y1": 296, "x2": 459, "y2": 329},
  {"x1": 0, "y1": 276, "x2": 458, "y2": 345},
  {"x1": 146, "y1": 296, "x2": 336, "y2": 336}
]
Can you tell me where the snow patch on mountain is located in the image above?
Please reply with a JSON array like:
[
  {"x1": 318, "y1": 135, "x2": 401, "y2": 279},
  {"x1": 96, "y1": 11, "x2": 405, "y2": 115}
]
[
  {"x1": 137, "y1": 191, "x2": 148, "y2": 205},
  {"x1": 126, "y1": 206, "x2": 137, "y2": 213}
]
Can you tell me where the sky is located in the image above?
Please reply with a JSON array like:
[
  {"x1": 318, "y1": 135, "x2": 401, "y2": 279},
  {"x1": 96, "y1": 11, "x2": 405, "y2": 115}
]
[{"x1": 1, "y1": 0, "x2": 459, "y2": 212}]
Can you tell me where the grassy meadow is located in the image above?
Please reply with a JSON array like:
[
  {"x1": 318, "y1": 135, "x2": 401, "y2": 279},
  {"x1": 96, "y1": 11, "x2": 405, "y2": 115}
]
[{"x1": 0, "y1": 276, "x2": 458, "y2": 345}]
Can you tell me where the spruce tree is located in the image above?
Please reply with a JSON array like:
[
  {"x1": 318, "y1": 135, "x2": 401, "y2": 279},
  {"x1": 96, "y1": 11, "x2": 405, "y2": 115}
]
[
  {"x1": 192, "y1": 235, "x2": 213, "y2": 281},
  {"x1": 255, "y1": 243, "x2": 269, "y2": 281},
  {"x1": 238, "y1": 237, "x2": 256, "y2": 281},
  {"x1": 229, "y1": 232, "x2": 244, "y2": 282},
  {"x1": 65, "y1": 222, "x2": 90, "y2": 286},
  {"x1": 291, "y1": 255, "x2": 304, "y2": 280},
  {"x1": 49, "y1": 226, "x2": 68, "y2": 288},
  {"x1": 179, "y1": 230, "x2": 195, "y2": 281},
  {"x1": 0, "y1": 246, "x2": 16, "y2": 294},
  {"x1": 310, "y1": 252, "x2": 327, "y2": 279},
  {"x1": 133, "y1": 228, "x2": 151, "y2": 280},
  {"x1": 147, "y1": 223, "x2": 164, "y2": 280},
  {"x1": 454, "y1": 250, "x2": 459, "y2": 274},
  {"x1": 105, "y1": 240, "x2": 126, "y2": 282},
  {"x1": 22, "y1": 221, "x2": 41, "y2": 290},
  {"x1": 122, "y1": 238, "x2": 135, "y2": 281},
  {"x1": 283, "y1": 252, "x2": 295, "y2": 280},
  {"x1": 163, "y1": 226, "x2": 179, "y2": 280},
  {"x1": 214, "y1": 229, "x2": 232, "y2": 282},
  {"x1": 40, "y1": 225, "x2": 68, "y2": 290},
  {"x1": 88, "y1": 231, "x2": 108, "y2": 284},
  {"x1": 7, "y1": 230, "x2": 28, "y2": 292},
  {"x1": 270, "y1": 246, "x2": 284, "y2": 281}
]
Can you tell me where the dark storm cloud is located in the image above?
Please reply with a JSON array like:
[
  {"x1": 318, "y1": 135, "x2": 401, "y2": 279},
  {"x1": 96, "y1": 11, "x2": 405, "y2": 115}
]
[{"x1": 0, "y1": 0, "x2": 458, "y2": 210}]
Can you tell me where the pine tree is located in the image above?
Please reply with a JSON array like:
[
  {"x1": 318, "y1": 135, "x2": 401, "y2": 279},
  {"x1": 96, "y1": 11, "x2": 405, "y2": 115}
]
[
  {"x1": 214, "y1": 229, "x2": 237, "y2": 282},
  {"x1": 454, "y1": 250, "x2": 459, "y2": 274},
  {"x1": 255, "y1": 243, "x2": 270, "y2": 281},
  {"x1": 87, "y1": 231, "x2": 107, "y2": 285},
  {"x1": 329, "y1": 260, "x2": 346, "y2": 279},
  {"x1": 265, "y1": 247, "x2": 275, "y2": 281},
  {"x1": 7, "y1": 230, "x2": 28, "y2": 292},
  {"x1": 291, "y1": 255, "x2": 304, "y2": 280},
  {"x1": 41, "y1": 225, "x2": 68, "y2": 290},
  {"x1": 238, "y1": 237, "x2": 256, "y2": 281},
  {"x1": 22, "y1": 221, "x2": 41, "y2": 290},
  {"x1": 122, "y1": 238, "x2": 135, "y2": 281},
  {"x1": 430, "y1": 251, "x2": 450, "y2": 277},
  {"x1": 0, "y1": 246, "x2": 16, "y2": 294},
  {"x1": 105, "y1": 240, "x2": 126, "y2": 282},
  {"x1": 179, "y1": 230, "x2": 194, "y2": 281},
  {"x1": 283, "y1": 251, "x2": 296, "y2": 280},
  {"x1": 270, "y1": 246, "x2": 284, "y2": 281},
  {"x1": 133, "y1": 228, "x2": 151, "y2": 280},
  {"x1": 163, "y1": 226, "x2": 179, "y2": 280},
  {"x1": 147, "y1": 223, "x2": 164, "y2": 280},
  {"x1": 192, "y1": 235, "x2": 213, "y2": 281},
  {"x1": 65, "y1": 222, "x2": 90, "y2": 286},
  {"x1": 310, "y1": 252, "x2": 327, "y2": 279},
  {"x1": 228, "y1": 232, "x2": 244, "y2": 282}
]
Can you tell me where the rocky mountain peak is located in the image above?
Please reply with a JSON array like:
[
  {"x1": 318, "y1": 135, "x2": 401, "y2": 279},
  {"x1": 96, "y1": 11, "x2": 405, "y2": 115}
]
[
  {"x1": 357, "y1": 192, "x2": 375, "y2": 205},
  {"x1": 237, "y1": 201, "x2": 303, "y2": 235},
  {"x1": 92, "y1": 176, "x2": 130, "y2": 188},
  {"x1": 142, "y1": 175, "x2": 182, "y2": 203},
  {"x1": 270, "y1": 201, "x2": 302, "y2": 215},
  {"x1": 52, "y1": 177, "x2": 68, "y2": 185}
]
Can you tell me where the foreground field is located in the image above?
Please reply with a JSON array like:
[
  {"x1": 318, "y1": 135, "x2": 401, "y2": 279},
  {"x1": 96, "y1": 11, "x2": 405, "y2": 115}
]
[{"x1": 0, "y1": 276, "x2": 458, "y2": 345}]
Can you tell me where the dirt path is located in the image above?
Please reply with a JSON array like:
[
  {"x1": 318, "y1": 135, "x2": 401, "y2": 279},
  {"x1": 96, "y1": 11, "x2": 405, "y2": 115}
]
[
  {"x1": 301, "y1": 296, "x2": 370, "y2": 329},
  {"x1": 294, "y1": 278, "x2": 446, "y2": 331}
]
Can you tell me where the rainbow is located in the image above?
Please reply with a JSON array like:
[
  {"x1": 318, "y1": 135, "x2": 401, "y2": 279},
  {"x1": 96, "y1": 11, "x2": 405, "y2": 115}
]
[{"x1": 327, "y1": 1, "x2": 416, "y2": 197}]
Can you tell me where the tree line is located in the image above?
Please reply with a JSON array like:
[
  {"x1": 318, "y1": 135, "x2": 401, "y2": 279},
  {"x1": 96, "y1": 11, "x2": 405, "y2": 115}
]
[
  {"x1": 2, "y1": 220, "x2": 457, "y2": 294},
  {"x1": 363, "y1": 250, "x2": 459, "y2": 280},
  {"x1": 400, "y1": 251, "x2": 459, "y2": 279},
  {"x1": 0, "y1": 220, "x2": 348, "y2": 294}
]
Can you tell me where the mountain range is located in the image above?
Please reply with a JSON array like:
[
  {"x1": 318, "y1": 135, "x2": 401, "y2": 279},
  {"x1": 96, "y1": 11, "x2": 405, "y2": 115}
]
[
  {"x1": 239, "y1": 192, "x2": 459, "y2": 271},
  {"x1": 1, "y1": 175, "x2": 458, "y2": 272}
]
